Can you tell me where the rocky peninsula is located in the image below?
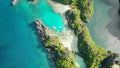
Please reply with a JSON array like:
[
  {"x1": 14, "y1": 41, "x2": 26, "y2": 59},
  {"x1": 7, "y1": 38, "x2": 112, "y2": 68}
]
[
  {"x1": 35, "y1": 19, "x2": 78, "y2": 68},
  {"x1": 11, "y1": 0, "x2": 18, "y2": 6},
  {"x1": 30, "y1": 0, "x2": 120, "y2": 68}
]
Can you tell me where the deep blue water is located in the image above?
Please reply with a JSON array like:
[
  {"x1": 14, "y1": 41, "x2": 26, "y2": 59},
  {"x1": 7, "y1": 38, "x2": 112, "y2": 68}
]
[{"x1": 0, "y1": 0, "x2": 64, "y2": 68}]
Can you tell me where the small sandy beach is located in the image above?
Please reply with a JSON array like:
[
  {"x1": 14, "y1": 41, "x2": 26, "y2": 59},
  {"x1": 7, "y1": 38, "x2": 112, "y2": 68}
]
[{"x1": 47, "y1": 0, "x2": 78, "y2": 52}]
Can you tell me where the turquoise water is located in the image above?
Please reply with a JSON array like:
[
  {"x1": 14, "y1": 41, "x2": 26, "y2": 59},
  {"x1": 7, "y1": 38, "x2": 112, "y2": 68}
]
[
  {"x1": 16, "y1": 0, "x2": 65, "y2": 32},
  {"x1": 0, "y1": 0, "x2": 65, "y2": 68},
  {"x1": 75, "y1": 55, "x2": 86, "y2": 68}
]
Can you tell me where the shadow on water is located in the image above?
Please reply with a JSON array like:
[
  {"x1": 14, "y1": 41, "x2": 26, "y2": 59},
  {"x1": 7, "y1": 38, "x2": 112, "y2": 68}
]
[
  {"x1": 100, "y1": 0, "x2": 120, "y2": 40},
  {"x1": 28, "y1": 22, "x2": 54, "y2": 68},
  {"x1": 29, "y1": 22, "x2": 44, "y2": 50}
]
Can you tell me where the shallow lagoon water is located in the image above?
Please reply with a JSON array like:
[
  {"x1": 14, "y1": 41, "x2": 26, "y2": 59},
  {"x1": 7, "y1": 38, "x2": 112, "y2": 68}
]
[{"x1": 16, "y1": 0, "x2": 65, "y2": 32}]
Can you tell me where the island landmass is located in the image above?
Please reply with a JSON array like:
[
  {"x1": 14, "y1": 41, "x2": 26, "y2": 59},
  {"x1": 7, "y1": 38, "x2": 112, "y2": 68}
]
[{"x1": 31, "y1": 0, "x2": 120, "y2": 68}]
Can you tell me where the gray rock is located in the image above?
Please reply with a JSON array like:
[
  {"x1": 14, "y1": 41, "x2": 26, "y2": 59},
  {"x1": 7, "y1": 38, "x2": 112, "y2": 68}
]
[{"x1": 35, "y1": 19, "x2": 47, "y2": 38}]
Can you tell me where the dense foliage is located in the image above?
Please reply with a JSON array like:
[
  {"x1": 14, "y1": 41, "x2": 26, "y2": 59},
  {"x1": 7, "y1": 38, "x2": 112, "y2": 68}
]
[
  {"x1": 65, "y1": 9, "x2": 112, "y2": 68},
  {"x1": 53, "y1": 0, "x2": 94, "y2": 23},
  {"x1": 43, "y1": 36, "x2": 77, "y2": 68},
  {"x1": 76, "y1": 0, "x2": 94, "y2": 23},
  {"x1": 52, "y1": 0, "x2": 72, "y2": 5}
]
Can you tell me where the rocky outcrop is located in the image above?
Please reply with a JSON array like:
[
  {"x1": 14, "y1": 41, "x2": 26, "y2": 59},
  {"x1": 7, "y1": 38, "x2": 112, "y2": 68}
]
[
  {"x1": 34, "y1": 19, "x2": 77, "y2": 68},
  {"x1": 35, "y1": 19, "x2": 47, "y2": 38},
  {"x1": 100, "y1": 51, "x2": 119, "y2": 68},
  {"x1": 11, "y1": 0, "x2": 18, "y2": 6}
]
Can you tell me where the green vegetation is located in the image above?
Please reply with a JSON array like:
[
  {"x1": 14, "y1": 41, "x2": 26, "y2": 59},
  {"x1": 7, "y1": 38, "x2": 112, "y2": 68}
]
[
  {"x1": 65, "y1": 9, "x2": 114, "y2": 68},
  {"x1": 76, "y1": 0, "x2": 94, "y2": 23},
  {"x1": 42, "y1": 36, "x2": 77, "y2": 68},
  {"x1": 35, "y1": 19, "x2": 77, "y2": 68},
  {"x1": 53, "y1": 0, "x2": 94, "y2": 23},
  {"x1": 53, "y1": 0, "x2": 118, "y2": 68},
  {"x1": 52, "y1": 0, "x2": 72, "y2": 5}
]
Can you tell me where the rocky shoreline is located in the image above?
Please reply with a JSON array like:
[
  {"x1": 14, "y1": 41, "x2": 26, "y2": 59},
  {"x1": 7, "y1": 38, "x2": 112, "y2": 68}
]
[
  {"x1": 35, "y1": 19, "x2": 78, "y2": 68},
  {"x1": 11, "y1": 0, "x2": 18, "y2": 6}
]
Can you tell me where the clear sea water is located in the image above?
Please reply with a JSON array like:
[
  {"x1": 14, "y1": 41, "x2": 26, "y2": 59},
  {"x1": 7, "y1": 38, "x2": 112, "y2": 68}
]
[{"x1": 0, "y1": 0, "x2": 64, "y2": 68}]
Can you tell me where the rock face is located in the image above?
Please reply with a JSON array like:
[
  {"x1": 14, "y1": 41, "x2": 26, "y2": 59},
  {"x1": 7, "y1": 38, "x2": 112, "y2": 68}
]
[
  {"x1": 11, "y1": 0, "x2": 18, "y2": 6},
  {"x1": 35, "y1": 19, "x2": 47, "y2": 38}
]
